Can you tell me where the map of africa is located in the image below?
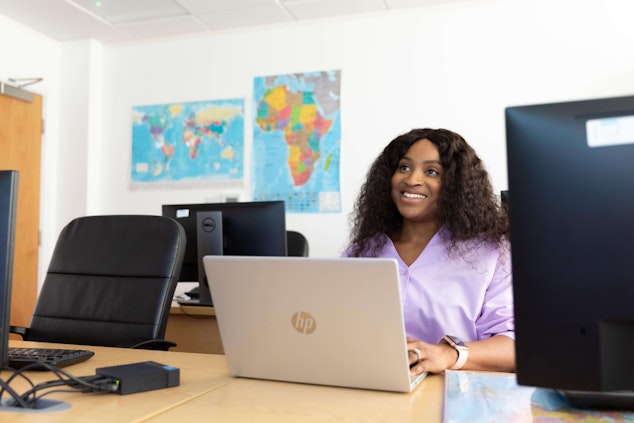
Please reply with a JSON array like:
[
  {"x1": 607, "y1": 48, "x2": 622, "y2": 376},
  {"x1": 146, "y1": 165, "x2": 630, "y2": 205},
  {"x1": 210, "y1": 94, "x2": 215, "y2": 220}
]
[
  {"x1": 253, "y1": 70, "x2": 341, "y2": 213},
  {"x1": 131, "y1": 99, "x2": 244, "y2": 188}
]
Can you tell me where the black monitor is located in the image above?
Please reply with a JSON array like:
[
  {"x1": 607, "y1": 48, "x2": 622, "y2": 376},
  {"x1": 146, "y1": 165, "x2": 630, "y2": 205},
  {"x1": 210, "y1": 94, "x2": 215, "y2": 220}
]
[
  {"x1": 505, "y1": 95, "x2": 634, "y2": 409},
  {"x1": 161, "y1": 200, "x2": 287, "y2": 306},
  {"x1": 0, "y1": 170, "x2": 19, "y2": 366},
  {"x1": 500, "y1": 190, "x2": 509, "y2": 215}
]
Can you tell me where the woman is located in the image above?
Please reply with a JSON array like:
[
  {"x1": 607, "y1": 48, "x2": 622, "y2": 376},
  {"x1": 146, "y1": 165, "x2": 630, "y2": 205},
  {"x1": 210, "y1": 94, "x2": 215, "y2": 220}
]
[{"x1": 343, "y1": 128, "x2": 515, "y2": 375}]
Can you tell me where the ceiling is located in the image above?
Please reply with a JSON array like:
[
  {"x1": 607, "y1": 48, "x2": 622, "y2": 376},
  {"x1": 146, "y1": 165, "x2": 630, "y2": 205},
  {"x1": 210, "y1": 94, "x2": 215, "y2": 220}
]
[{"x1": 0, "y1": 0, "x2": 467, "y2": 44}]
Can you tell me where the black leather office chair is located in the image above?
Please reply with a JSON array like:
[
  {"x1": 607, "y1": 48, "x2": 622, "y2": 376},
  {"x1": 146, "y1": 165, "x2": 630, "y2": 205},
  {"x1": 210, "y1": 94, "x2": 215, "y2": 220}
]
[
  {"x1": 10, "y1": 215, "x2": 186, "y2": 350},
  {"x1": 286, "y1": 230, "x2": 309, "y2": 257}
]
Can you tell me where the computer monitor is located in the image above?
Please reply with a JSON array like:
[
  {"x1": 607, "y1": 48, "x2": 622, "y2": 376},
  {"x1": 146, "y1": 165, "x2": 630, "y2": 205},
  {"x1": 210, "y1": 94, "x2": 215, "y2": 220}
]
[
  {"x1": 161, "y1": 200, "x2": 287, "y2": 305},
  {"x1": 500, "y1": 190, "x2": 509, "y2": 215},
  {"x1": 0, "y1": 170, "x2": 19, "y2": 366},
  {"x1": 505, "y1": 95, "x2": 634, "y2": 409}
]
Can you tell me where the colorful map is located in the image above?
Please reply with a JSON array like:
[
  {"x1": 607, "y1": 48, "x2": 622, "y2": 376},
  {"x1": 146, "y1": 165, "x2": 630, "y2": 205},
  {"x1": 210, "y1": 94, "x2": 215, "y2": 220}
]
[
  {"x1": 444, "y1": 371, "x2": 634, "y2": 423},
  {"x1": 131, "y1": 99, "x2": 244, "y2": 188},
  {"x1": 253, "y1": 70, "x2": 341, "y2": 213}
]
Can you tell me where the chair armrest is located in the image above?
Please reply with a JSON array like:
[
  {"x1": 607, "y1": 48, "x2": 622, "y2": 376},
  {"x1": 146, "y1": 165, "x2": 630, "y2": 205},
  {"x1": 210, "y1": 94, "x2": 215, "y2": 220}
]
[
  {"x1": 123, "y1": 338, "x2": 177, "y2": 351},
  {"x1": 9, "y1": 325, "x2": 29, "y2": 340}
]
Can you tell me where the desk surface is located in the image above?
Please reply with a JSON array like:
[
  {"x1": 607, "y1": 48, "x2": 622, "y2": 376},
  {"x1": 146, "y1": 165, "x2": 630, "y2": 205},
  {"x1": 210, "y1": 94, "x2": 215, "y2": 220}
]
[
  {"x1": 170, "y1": 302, "x2": 215, "y2": 316},
  {"x1": 148, "y1": 371, "x2": 444, "y2": 422},
  {"x1": 2, "y1": 340, "x2": 444, "y2": 422},
  {"x1": 167, "y1": 303, "x2": 223, "y2": 354},
  {"x1": 1, "y1": 340, "x2": 233, "y2": 422}
]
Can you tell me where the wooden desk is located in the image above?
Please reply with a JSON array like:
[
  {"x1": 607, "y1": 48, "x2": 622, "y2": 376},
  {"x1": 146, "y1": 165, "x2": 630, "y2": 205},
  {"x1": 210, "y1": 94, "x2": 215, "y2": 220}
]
[
  {"x1": 1, "y1": 340, "x2": 232, "y2": 422},
  {"x1": 2, "y1": 341, "x2": 444, "y2": 422},
  {"x1": 166, "y1": 303, "x2": 224, "y2": 354},
  {"x1": 146, "y1": 373, "x2": 444, "y2": 422}
]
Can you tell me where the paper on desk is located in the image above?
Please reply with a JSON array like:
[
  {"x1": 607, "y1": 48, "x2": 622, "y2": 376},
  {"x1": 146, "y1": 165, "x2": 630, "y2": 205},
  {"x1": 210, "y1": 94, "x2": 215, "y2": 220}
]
[{"x1": 443, "y1": 371, "x2": 634, "y2": 423}]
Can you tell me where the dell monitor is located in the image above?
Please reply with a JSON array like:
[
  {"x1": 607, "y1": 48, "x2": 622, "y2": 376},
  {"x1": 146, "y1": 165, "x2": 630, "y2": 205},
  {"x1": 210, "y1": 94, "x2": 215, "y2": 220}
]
[
  {"x1": 505, "y1": 95, "x2": 634, "y2": 409},
  {"x1": 0, "y1": 170, "x2": 19, "y2": 366},
  {"x1": 161, "y1": 200, "x2": 287, "y2": 306}
]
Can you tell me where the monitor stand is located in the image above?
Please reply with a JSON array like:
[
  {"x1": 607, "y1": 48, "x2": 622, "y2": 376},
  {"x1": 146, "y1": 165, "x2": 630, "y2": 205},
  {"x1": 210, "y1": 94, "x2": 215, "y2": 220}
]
[
  {"x1": 562, "y1": 321, "x2": 634, "y2": 410},
  {"x1": 561, "y1": 390, "x2": 634, "y2": 411},
  {"x1": 177, "y1": 211, "x2": 223, "y2": 307}
]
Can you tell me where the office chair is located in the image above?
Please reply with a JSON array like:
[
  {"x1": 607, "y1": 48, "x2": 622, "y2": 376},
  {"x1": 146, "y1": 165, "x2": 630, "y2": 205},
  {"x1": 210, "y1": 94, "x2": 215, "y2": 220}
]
[
  {"x1": 286, "y1": 230, "x2": 309, "y2": 257},
  {"x1": 10, "y1": 215, "x2": 186, "y2": 351}
]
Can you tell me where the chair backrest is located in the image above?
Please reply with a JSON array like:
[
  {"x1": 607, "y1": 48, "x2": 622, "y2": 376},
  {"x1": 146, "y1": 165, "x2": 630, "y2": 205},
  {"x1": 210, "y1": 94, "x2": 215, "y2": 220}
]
[
  {"x1": 286, "y1": 230, "x2": 309, "y2": 257},
  {"x1": 26, "y1": 215, "x2": 185, "y2": 347}
]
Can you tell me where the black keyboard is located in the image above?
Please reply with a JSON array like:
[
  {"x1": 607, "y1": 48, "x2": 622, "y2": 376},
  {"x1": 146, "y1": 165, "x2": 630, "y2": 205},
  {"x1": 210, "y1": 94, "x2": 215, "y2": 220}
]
[{"x1": 7, "y1": 347, "x2": 95, "y2": 370}]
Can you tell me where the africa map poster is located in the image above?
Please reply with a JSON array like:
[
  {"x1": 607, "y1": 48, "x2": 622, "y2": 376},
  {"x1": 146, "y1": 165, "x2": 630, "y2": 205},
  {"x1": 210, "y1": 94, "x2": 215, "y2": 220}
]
[
  {"x1": 130, "y1": 99, "x2": 244, "y2": 189},
  {"x1": 253, "y1": 70, "x2": 341, "y2": 213}
]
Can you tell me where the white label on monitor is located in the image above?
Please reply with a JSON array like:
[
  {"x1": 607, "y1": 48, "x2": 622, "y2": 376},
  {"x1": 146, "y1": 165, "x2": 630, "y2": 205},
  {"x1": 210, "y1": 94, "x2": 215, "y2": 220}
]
[
  {"x1": 586, "y1": 115, "x2": 634, "y2": 148},
  {"x1": 176, "y1": 209, "x2": 190, "y2": 218}
]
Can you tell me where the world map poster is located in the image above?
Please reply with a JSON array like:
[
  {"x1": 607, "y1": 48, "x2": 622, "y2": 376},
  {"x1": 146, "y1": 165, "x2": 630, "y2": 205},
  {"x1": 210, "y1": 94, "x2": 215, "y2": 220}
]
[
  {"x1": 130, "y1": 99, "x2": 244, "y2": 189},
  {"x1": 253, "y1": 70, "x2": 341, "y2": 213}
]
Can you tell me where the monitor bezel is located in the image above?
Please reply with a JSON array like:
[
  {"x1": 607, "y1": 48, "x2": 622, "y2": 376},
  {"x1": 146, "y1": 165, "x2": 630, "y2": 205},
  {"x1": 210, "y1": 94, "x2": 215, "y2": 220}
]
[{"x1": 0, "y1": 170, "x2": 19, "y2": 366}]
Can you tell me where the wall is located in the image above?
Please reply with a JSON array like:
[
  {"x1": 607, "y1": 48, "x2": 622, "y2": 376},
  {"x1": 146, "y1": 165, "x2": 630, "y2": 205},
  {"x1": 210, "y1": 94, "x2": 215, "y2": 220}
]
[
  {"x1": 97, "y1": 0, "x2": 634, "y2": 259},
  {"x1": 2, "y1": 0, "x2": 634, "y2": 287},
  {"x1": 0, "y1": 14, "x2": 62, "y2": 287}
]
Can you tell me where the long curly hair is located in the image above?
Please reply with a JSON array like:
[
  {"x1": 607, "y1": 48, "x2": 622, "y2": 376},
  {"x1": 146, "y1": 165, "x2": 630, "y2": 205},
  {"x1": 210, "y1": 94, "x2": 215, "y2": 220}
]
[{"x1": 347, "y1": 128, "x2": 509, "y2": 257}]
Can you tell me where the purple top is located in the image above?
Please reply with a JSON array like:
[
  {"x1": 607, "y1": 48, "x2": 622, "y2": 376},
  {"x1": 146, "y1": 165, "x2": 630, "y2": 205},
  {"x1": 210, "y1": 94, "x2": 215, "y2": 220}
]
[{"x1": 343, "y1": 227, "x2": 515, "y2": 344}]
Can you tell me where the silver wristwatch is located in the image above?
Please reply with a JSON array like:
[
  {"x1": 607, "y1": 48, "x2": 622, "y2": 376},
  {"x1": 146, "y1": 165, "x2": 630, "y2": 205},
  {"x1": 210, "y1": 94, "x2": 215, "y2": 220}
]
[{"x1": 439, "y1": 335, "x2": 469, "y2": 370}]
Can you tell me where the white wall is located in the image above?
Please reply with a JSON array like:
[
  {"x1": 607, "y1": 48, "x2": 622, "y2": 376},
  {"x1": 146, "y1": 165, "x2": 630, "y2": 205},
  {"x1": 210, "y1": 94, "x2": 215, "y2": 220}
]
[
  {"x1": 3, "y1": 0, "x2": 634, "y2": 287},
  {"x1": 0, "y1": 14, "x2": 62, "y2": 287}
]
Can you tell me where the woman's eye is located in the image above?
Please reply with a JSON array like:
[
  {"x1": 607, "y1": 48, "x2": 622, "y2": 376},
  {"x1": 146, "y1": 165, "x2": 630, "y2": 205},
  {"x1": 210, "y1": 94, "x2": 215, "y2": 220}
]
[
  {"x1": 398, "y1": 164, "x2": 411, "y2": 172},
  {"x1": 426, "y1": 168, "x2": 439, "y2": 176}
]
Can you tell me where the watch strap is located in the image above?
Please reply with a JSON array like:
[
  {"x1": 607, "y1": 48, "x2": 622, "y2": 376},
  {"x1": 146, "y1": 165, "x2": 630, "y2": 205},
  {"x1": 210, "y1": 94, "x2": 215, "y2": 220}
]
[{"x1": 439, "y1": 335, "x2": 469, "y2": 370}]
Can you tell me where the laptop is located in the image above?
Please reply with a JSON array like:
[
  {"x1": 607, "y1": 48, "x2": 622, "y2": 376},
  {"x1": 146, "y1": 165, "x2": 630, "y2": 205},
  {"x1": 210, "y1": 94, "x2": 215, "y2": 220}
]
[{"x1": 203, "y1": 255, "x2": 427, "y2": 392}]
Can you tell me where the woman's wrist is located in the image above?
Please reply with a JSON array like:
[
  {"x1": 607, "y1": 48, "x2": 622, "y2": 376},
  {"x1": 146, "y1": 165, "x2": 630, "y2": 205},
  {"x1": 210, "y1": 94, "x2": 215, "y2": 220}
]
[{"x1": 438, "y1": 335, "x2": 469, "y2": 370}]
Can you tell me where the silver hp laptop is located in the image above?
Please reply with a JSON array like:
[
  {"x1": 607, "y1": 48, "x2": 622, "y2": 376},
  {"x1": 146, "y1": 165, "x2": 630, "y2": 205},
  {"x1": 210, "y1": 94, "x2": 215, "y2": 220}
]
[{"x1": 203, "y1": 256, "x2": 427, "y2": 392}]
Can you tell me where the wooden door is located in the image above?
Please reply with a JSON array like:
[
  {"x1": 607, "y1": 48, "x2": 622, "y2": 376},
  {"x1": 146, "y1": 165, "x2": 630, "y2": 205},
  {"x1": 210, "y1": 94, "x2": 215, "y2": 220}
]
[{"x1": 0, "y1": 89, "x2": 42, "y2": 330}]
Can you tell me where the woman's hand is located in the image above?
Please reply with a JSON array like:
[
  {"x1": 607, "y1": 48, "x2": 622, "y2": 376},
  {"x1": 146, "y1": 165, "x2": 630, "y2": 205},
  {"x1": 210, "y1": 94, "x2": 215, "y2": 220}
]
[
  {"x1": 407, "y1": 335, "x2": 516, "y2": 375},
  {"x1": 407, "y1": 337, "x2": 458, "y2": 375}
]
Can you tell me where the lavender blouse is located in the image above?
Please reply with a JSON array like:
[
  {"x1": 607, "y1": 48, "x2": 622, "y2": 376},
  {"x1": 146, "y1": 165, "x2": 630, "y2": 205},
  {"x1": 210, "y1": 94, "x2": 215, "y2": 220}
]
[{"x1": 343, "y1": 228, "x2": 515, "y2": 344}]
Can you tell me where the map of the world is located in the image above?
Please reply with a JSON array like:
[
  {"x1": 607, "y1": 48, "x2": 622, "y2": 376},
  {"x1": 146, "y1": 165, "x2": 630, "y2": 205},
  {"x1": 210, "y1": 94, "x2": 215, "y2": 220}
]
[
  {"x1": 131, "y1": 99, "x2": 244, "y2": 188},
  {"x1": 253, "y1": 70, "x2": 341, "y2": 213},
  {"x1": 444, "y1": 371, "x2": 634, "y2": 423}
]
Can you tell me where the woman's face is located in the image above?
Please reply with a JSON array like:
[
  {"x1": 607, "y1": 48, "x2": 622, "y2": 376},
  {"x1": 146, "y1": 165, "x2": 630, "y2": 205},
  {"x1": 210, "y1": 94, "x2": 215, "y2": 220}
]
[{"x1": 390, "y1": 138, "x2": 443, "y2": 224}]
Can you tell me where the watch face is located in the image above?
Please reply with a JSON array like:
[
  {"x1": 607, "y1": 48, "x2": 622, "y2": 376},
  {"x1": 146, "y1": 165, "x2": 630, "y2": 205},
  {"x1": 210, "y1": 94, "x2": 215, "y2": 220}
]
[{"x1": 445, "y1": 335, "x2": 467, "y2": 348}]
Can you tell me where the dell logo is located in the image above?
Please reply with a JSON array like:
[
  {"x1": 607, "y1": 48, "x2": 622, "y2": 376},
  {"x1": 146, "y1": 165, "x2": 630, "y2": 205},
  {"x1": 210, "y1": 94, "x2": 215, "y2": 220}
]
[
  {"x1": 291, "y1": 311, "x2": 316, "y2": 335},
  {"x1": 201, "y1": 217, "x2": 216, "y2": 233}
]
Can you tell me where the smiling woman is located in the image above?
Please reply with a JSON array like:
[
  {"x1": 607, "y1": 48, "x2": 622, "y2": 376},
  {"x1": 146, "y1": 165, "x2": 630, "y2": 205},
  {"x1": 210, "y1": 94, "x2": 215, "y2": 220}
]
[
  {"x1": 342, "y1": 128, "x2": 515, "y2": 376},
  {"x1": 390, "y1": 138, "x2": 443, "y2": 241}
]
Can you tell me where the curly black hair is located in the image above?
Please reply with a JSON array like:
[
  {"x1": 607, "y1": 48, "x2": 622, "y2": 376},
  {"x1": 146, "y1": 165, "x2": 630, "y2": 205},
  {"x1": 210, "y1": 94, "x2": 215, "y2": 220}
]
[{"x1": 347, "y1": 128, "x2": 509, "y2": 257}]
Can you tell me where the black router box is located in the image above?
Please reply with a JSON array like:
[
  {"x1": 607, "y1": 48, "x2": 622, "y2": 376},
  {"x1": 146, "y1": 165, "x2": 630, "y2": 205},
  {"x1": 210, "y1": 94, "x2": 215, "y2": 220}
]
[{"x1": 96, "y1": 361, "x2": 180, "y2": 395}]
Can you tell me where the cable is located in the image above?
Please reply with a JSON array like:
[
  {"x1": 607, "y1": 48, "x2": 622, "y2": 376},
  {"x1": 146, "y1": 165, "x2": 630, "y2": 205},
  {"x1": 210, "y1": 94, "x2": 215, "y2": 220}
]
[
  {"x1": 0, "y1": 362, "x2": 119, "y2": 409},
  {"x1": 0, "y1": 378, "x2": 30, "y2": 409}
]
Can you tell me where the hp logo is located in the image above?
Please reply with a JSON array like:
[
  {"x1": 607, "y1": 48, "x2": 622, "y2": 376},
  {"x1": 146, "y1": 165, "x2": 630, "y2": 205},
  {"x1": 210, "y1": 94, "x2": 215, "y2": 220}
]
[{"x1": 291, "y1": 311, "x2": 316, "y2": 335}]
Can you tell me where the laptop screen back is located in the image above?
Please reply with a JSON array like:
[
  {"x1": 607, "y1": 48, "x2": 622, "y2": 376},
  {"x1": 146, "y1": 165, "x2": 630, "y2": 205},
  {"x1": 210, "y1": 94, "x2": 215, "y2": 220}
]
[{"x1": 204, "y1": 255, "x2": 425, "y2": 392}]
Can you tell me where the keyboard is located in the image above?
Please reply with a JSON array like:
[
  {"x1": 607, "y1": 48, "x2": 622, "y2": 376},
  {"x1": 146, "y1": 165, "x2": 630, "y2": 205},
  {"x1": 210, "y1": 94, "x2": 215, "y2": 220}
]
[{"x1": 7, "y1": 347, "x2": 95, "y2": 370}]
